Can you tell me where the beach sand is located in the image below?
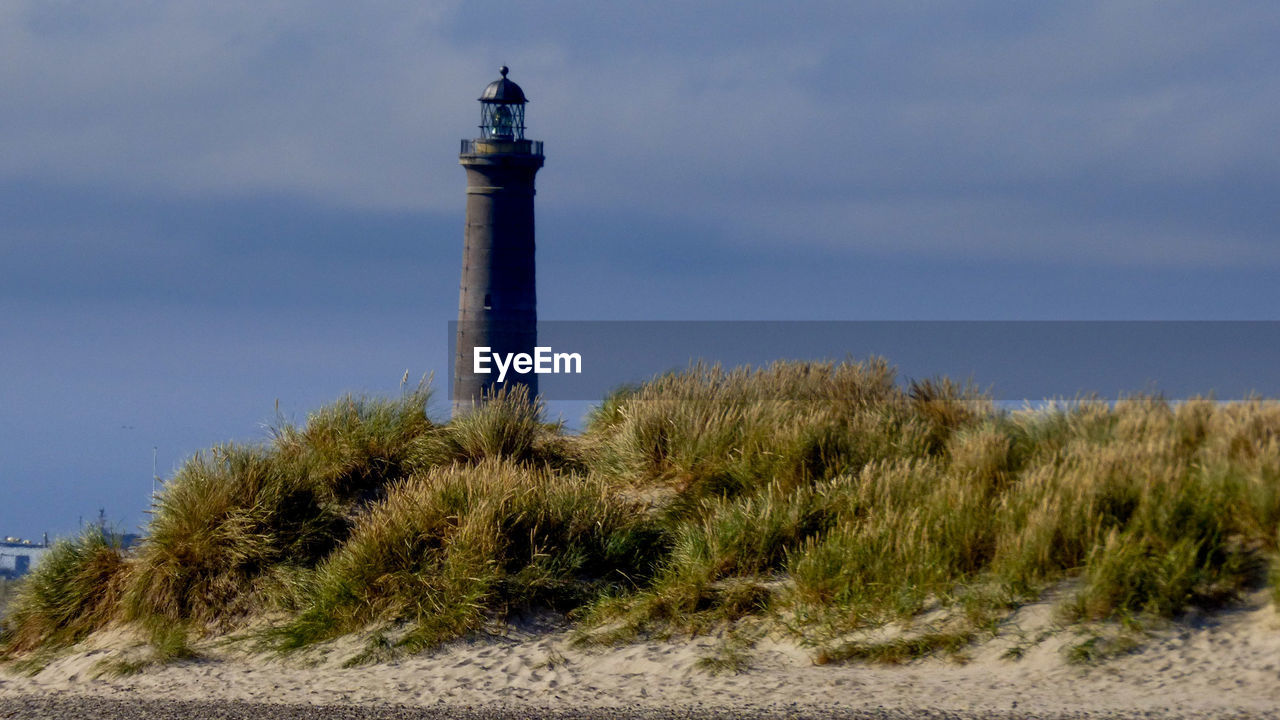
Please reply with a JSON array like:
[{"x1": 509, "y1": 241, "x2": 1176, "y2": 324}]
[{"x1": 2, "y1": 588, "x2": 1278, "y2": 718}]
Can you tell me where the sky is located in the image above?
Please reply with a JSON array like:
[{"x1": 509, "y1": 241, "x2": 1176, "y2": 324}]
[{"x1": 2, "y1": 1, "x2": 1279, "y2": 539}]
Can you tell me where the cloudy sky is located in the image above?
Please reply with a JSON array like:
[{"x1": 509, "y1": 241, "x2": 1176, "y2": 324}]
[{"x1": 3, "y1": 1, "x2": 1279, "y2": 539}]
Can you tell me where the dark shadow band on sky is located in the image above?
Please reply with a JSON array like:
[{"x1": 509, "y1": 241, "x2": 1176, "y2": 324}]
[{"x1": 450, "y1": 321, "x2": 1280, "y2": 402}]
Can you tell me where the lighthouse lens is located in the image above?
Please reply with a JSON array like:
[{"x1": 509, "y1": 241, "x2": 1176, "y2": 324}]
[{"x1": 491, "y1": 106, "x2": 514, "y2": 138}]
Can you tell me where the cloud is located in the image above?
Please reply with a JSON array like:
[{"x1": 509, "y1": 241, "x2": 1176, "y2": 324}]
[
  {"x1": 0, "y1": 2, "x2": 470, "y2": 208},
  {"x1": 1, "y1": 1, "x2": 1278, "y2": 266}
]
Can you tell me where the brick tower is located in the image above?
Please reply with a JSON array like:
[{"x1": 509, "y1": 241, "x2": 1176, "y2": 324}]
[{"x1": 452, "y1": 67, "x2": 544, "y2": 415}]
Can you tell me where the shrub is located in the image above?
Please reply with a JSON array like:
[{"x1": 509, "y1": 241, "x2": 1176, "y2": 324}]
[
  {"x1": 125, "y1": 388, "x2": 435, "y2": 627},
  {"x1": 407, "y1": 385, "x2": 579, "y2": 470},
  {"x1": 276, "y1": 459, "x2": 662, "y2": 651},
  {"x1": 272, "y1": 384, "x2": 434, "y2": 506},
  {"x1": 123, "y1": 443, "x2": 342, "y2": 625},
  {"x1": 0, "y1": 529, "x2": 128, "y2": 653},
  {"x1": 587, "y1": 359, "x2": 916, "y2": 504}
]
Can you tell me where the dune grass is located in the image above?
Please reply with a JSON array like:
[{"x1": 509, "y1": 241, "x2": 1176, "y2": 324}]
[
  {"x1": 121, "y1": 384, "x2": 440, "y2": 629},
  {"x1": 0, "y1": 528, "x2": 128, "y2": 655},
  {"x1": 273, "y1": 458, "x2": 662, "y2": 653},
  {"x1": 0, "y1": 578, "x2": 15, "y2": 618},
  {"x1": 3, "y1": 361, "x2": 1280, "y2": 667}
]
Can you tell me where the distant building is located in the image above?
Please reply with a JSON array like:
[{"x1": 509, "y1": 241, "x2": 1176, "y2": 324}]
[
  {"x1": 0, "y1": 536, "x2": 50, "y2": 580},
  {"x1": 0, "y1": 530, "x2": 139, "y2": 580}
]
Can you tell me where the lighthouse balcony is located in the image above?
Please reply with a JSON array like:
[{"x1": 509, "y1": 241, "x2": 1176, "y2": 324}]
[{"x1": 461, "y1": 138, "x2": 543, "y2": 156}]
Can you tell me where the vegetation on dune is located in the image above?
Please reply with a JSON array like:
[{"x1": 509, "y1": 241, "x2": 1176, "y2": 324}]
[
  {"x1": 0, "y1": 579, "x2": 15, "y2": 617},
  {"x1": 124, "y1": 385, "x2": 437, "y2": 628},
  {"x1": 3, "y1": 360, "x2": 1280, "y2": 667},
  {"x1": 275, "y1": 458, "x2": 661, "y2": 654},
  {"x1": 0, "y1": 528, "x2": 128, "y2": 654}
]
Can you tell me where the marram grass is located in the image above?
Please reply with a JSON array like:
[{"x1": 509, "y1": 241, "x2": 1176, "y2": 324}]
[
  {"x1": 274, "y1": 458, "x2": 661, "y2": 652},
  {"x1": 0, "y1": 578, "x2": 16, "y2": 618},
  {"x1": 0, "y1": 528, "x2": 128, "y2": 654},
  {"x1": 4, "y1": 362, "x2": 1280, "y2": 666}
]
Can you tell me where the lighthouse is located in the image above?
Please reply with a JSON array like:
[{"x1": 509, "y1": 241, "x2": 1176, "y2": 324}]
[{"x1": 453, "y1": 67, "x2": 544, "y2": 415}]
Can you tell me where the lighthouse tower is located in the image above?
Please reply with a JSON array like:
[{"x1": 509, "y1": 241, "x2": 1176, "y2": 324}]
[{"x1": 453, "y1": 67, "x2": 544, "y2": 415}]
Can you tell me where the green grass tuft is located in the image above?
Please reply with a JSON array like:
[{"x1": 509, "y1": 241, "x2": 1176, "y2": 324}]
[
  {"x1": 272, "y1": 458, "x2": 661, "y2": 652},
  {"x1": 123, "y1": 443, "x2": 343, "y2": 626},
  {"x1": 1064, "y1": 631, "x2": 1143, "y2": 664},
  {"x1": 0, "y1": 528, "x2": 128, "y2": 654},
  {"x1": 408, "y1": 385, "x2": 580, "y2": 471},
  {"x1": 92, "y1": 620, "x2": 198, "y2": 677},
  {"x1": 272, "y1": 384, "x2": 436, "y2": 506},
  {"x1": 695, "y1": 628, "x2": 755, "y2": 674},
  {"x1": 815, "y1": 630, "x2": 976, "y2": 665},
  {"x1": 0, "y1": 578, "x2": 17, "y2": 619}
]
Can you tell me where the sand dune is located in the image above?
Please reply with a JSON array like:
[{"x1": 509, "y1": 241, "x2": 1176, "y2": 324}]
[{"x1": 2, "y1": 588, "x2": 1278, "y2": 717}]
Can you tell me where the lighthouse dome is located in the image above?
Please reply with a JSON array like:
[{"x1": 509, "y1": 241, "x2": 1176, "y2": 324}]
[{"x1": 479, "y1": 66, "x2": 527, "y2": 104}]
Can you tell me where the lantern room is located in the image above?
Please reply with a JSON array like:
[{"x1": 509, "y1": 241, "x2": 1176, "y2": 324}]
[{"x1": 478, "y1": 66, "x2": 527, "y2": 140}]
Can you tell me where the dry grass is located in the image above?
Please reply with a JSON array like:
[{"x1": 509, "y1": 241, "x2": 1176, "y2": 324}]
[
  {"x1": 0, "y1": 529, "x2": 129, "y2": 654},
  {"x1": 273, "y1": 458, "x2": 660, "y2": 653},
  {"x1": 4, "y1": 363, "x2": 1280, "y2": 666},
  {"x1": 576, "y1": 366, "x2": 1280, "y2": 651},
  {"x1": 0, "y1": 578, "x2": 16, "y2": 618}
]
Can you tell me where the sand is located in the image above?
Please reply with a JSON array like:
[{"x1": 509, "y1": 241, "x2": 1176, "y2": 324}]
[{"x1": 2, "y1": 588, "x2": 1278, "y2": 718}]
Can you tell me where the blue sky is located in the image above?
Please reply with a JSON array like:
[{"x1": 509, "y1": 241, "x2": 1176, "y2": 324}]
[{"x1": 3, "y1": 1, "x2": 1279, "y2": 539}]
